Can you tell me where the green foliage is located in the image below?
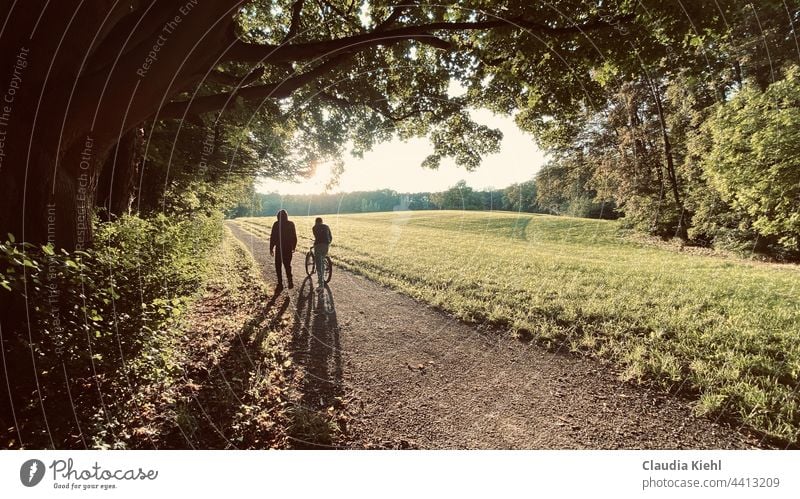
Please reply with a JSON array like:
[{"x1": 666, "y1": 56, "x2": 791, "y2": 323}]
[
  {"x1": 139, "y1": 115, "x2": 294, "y2": 216},
  {"x1": 94, "y1": 213, "x2": 223, "y2": 301},
  {"x1": 564, "y1": 196, "x2": 614, "y2": 219},
  {"x1": 618, "y1": 195, "x2": 683, "y2": 237},
  {"x1": 143, "y1": 230, "x2": 294, "y2": 448},
  {"x1": 503, "y1": 180, "x2": 539, "y2": 213},
  {"x1": 431, "y1": 180, "x2": 485, "y2": 210},
  {"x1": 478, "y1": 0, "x2": 799, "y2": 253},
  {"x1": 1, "y1": 212, "x2": 223, "y2": 448},
  {"x1": 240, "y1": 181, "x2": 544, "y2": 217},
  {"x1": 690, "y1": 69, "x2": 800, "y2": 255},
  {"x1": 224, "y1": 0, "x2": 750, "y2": 192},
  {"x1": 536, "y1": 156, "x2": 617, "y2": 220}
]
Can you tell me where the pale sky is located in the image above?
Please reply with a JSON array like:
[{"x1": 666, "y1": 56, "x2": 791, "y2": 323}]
[{"x1": 256, "y1": 109, "x2": 548, "y2": 195}]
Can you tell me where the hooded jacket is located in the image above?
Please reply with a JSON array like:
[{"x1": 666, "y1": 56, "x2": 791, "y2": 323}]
[{"x1": 269, "y1": 210, "x2": 297, "y2": 254}]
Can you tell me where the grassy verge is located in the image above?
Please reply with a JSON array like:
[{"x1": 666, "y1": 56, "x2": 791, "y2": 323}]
[
  {"x1": 236, "y1": 211, "x2": 800, "y2": 444},
  {"x1": 132, "y1": 227, "x2": 295, "y2": 448}
]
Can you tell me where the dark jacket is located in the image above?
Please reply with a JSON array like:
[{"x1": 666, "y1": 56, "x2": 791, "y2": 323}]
[
  {"x1": 313, "y1": 223, "x2": 332, "y2": 245},
  {"x1": 270, "y1": 212, "x2": 297, "y2": 254}
]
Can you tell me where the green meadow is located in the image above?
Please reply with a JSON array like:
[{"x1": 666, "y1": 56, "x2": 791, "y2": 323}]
[{"x1": 234, "y1": 211, "x2": 800, "y2": 443}]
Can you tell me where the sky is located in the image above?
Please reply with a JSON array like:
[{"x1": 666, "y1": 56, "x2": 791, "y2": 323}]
[{"x1": 256, "y1": 109, "x2": 548, "y2": 195}]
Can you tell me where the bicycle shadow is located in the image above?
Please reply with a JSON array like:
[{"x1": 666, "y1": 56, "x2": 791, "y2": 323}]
[{"x1": 288, "y1": 276, "x2": 343, "y2": 448}]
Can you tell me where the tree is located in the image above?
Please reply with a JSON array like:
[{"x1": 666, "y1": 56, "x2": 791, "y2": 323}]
[
  {"x1": 407, "y1": 192, "x2": 437, "y2": 210},
  {"x1": 1, "y1": 1, "x2": 648, "y2": 249},
  {"x1": 503, "y1": 180, "x2": 539, "y2": 212},
  {"x1": 535, "y1": 153, "x2": 611, "y2": 219},
  {"x1": 512, "y1": 1, "x2": 798, "y2": 237},
  {"x1": 689, "y1": 68, "x2": 800, "y2": 253},
  {"x1": 433, "y1": 180, "x2": 482, "y2": 210}
]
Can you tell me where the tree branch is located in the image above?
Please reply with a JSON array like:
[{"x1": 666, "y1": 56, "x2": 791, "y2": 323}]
[
  {"x1": 71, "y1": 0, "x2": 248, "y2": 145},
  {"x1": 318, "y1": 0, "x2": 362, "y2": 31},
  {"x1": 226, "y1": 14, "x2": 632, "y2": 64},
  {"x1": 206, "y1": 66, "x2": 265, "y2": 86},
  {"x1": 344, "y1": 0, "x2": 358, "y2": 16},
  {"x1": 158, "y1": 54, "x2": 350, "y2": 120},
  {"x1": 319, "y1": 92, "x2": 429, "y2": 122},
  {"x1": 374, "y1": 3, "x2": 410, "y2": 31},
  {"x1": 228, "y1": 30, "x2": 449, "y2": 63},
  {"x1": 85, "y1": 1, "x2": 183, "y2": 75},
  {"x1": 282, "y1": 0, "x2": 305, "y2": 43}
]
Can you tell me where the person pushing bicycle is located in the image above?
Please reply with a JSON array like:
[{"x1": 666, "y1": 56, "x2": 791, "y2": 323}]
[{"x1": 312, "y1": 217, "x2": 332, "y2": 290}]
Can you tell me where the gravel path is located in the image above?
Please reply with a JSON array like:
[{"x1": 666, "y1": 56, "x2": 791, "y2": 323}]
[{"x1": 228, "y1": 222, "x2": 763, "y2": 449}]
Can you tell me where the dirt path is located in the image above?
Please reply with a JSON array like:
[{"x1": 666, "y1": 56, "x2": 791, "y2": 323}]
[{"x1": 228, "y1": 222, "x2": 763, "y2": 449}]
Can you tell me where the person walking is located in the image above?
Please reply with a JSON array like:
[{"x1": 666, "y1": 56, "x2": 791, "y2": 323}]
[
  {"x1": 269, "y1": 209, "x2": 297, "y2": 292},
  {"x1": 312, "y1": 217, "x2": 332, "y2": 290}
]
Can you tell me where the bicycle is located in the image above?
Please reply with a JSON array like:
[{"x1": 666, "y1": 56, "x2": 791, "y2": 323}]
[{"x1": 304, "y1": 245, "x2": 332, "y2": 283}]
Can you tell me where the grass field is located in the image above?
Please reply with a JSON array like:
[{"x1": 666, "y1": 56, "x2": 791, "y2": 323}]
[{"x1": 233, "y1": 211, "x2": 800, "y2": 443}]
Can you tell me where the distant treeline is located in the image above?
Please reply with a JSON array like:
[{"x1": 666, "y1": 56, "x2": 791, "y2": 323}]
[{"x1": 229, "y1": 179, "x2": 620, "y2": 219}]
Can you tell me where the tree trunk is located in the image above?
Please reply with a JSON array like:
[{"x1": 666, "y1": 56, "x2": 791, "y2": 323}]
[
  {"x1": 0, "y1": 1, "x2": 242, "y2": 249},
  {"x1": 97, "y1": 128, "x2": 143, "y2": 221},
  {"x1": 652, "y1": 85, "x2": 689, "y2": 240}
]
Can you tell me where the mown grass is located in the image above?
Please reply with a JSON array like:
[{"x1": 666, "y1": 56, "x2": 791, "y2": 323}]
[{"x1": 234, "y1": 211, "x2": 800, "y2": 444}]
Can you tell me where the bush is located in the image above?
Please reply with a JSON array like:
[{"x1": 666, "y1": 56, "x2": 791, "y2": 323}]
[
  {"x1": 688, "y1": 67, "x2": 800, "y2": 257},
  {"x1": 617, "y1": 195, "x2": 683, "y2": 238},
  {"x1": 565, "y1": 196, "x2": 617, "y2": 219},
  {"x1": 0, "y1": 212, "x2": 223, "y2": 448}
]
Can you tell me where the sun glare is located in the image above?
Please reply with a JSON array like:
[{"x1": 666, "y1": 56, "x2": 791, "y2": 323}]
[{"x1": 257, "y1": 111, "x2": 547, "y2": 195}]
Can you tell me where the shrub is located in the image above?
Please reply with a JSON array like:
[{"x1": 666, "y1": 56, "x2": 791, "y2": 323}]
[
  {"x1": 688, "y1": 66, "x2": 800, "y2": 257},
  {"x1": 0, "y1": 212, "x2": 223, "y2": 448}
]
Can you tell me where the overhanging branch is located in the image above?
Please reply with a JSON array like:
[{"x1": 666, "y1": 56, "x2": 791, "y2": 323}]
[
  {"x1": 374, "y1": 3, "x2": 410, "y2": 31},
  {"x1": 158, "y1": 54, "x2": 350, "y2": 120},
  {"x1": 320, "y1": 92, "x2": 425, "y2": 122},
  {"x1": 156, "y1": 10, "x2": 632, "y2": 124},
  {"x1": 206, "y1": 66, "x2": 265, "y2": 86},
  {"x1": 225, "y1": 14, "x2": 632, "y2": 64}
]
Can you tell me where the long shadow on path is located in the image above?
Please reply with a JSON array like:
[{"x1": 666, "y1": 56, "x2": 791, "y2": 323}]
[
  {"x1": 288, "y1": 277, "x2": 343, "y2": 448},
  {"x1": 161, "y1": 290, "x2": 291, "y2": 449},
  {"x1": 226, "y1": 221, "x2": 345, "y2": 447}
]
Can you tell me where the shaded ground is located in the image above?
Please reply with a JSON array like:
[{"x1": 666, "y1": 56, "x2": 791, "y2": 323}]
[
  {"x1": 139, "y1": 230, "x2": 294, "y2": 449},
  {"x1": 229, "y1": 222, "x2": 766, "y2": 449}
]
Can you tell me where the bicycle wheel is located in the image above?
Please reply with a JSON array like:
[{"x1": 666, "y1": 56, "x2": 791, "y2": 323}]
[
  {"x1": 305, "y1": 250, "x2": 315, "y2": 276},
  {"x1": 324, "y1": 256, "x2": 332, "y2": 283}
]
